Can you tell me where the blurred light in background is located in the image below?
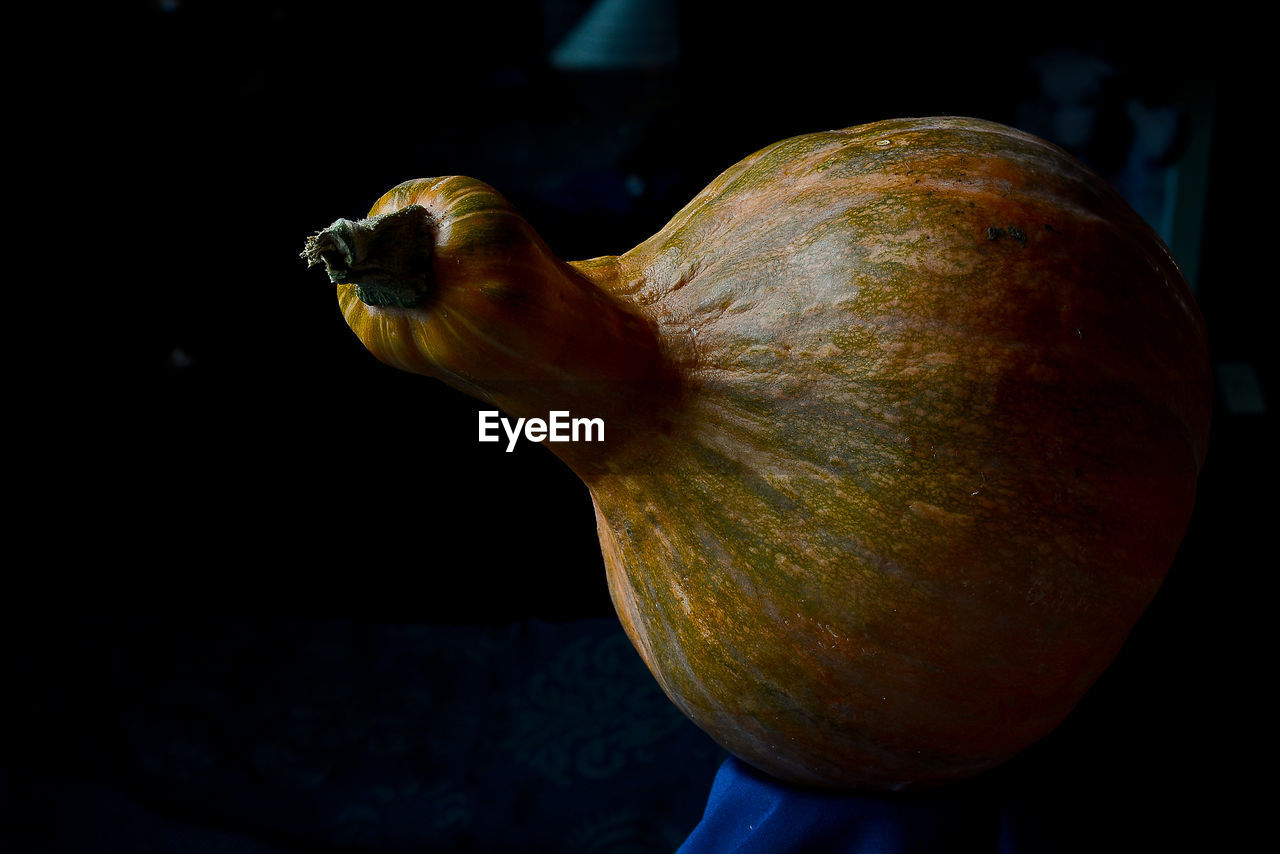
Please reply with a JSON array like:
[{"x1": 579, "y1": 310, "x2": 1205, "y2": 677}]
[{"x1": 549, "y1": 0, "x2": 679, "y2": 70}]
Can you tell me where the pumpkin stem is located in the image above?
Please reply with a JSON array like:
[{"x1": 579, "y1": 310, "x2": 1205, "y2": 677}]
[{"x1": 301, "y1": 205, "x2": 436, "y2": 308}]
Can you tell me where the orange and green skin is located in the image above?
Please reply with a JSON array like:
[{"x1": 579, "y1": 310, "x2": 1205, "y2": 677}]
[{"x1": 306, "y1": 117, "x2": 1212, "y2": 789}]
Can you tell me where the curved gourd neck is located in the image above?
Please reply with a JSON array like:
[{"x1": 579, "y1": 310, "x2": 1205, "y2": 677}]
[{"x1": 303, "y1": 176, "x2": 681, "y2": 478}]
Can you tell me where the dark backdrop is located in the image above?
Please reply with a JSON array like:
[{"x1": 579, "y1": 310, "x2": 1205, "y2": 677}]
[{"x1": 5, "y1": 2, "x2": 1270, "y2": 852}]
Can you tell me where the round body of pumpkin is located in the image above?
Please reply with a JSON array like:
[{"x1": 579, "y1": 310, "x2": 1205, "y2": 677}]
[
  {"x1": 583, "y1": 118, "x2": 1211, "y2": 788},
  {"x1": 307, "y1": 116, "x2": 1211, "y2": 790}
]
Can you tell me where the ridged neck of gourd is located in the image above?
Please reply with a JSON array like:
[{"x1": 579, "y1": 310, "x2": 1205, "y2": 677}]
[{"x1": 303, "y1": 176, "x2": 678, "y2": 477}]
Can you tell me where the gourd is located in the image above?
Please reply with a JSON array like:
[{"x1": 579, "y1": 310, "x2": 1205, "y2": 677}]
[{"x1": 302, "y1": 117, "x2": 1212, "y2": 790}]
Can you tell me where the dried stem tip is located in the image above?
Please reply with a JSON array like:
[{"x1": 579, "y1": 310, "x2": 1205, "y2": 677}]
[{"x1": 301, "y1": 205, "x2": 436, "y2": 308}]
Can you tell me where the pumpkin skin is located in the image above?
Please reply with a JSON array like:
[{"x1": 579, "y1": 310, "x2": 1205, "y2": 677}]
[{"x1": 304, "y1": 117, "x2": 1211, "y2": 789}]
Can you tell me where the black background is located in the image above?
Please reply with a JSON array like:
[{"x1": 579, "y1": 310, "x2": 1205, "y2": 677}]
[{"x1": 7, "y1": 1, "x2": 1273, "y2": 851}]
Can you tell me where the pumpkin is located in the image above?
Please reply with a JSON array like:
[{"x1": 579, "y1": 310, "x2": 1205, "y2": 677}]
[{"x1": 302, "y1": 117, "x2": 1212, "y2": 789}]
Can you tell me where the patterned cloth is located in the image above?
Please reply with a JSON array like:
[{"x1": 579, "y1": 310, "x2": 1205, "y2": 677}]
[{"x1": 4, "y1": 617, "x2": 727, "y2": 853}]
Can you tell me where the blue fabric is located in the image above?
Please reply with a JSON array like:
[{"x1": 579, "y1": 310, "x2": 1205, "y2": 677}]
[{"x1": 678, "y1": 756, "x2": 1009, "y2": 854}]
